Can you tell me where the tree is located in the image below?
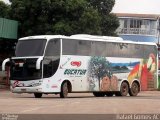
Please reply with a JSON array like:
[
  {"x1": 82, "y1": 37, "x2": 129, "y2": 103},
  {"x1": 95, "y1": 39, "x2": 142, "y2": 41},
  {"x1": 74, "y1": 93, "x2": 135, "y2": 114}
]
[
  {"x1": 9, "y1": 0, "x2": 119, "y2": 37},
  {"x1": 0, "y1": 1, "x2": 10, "y2": 18},
  {"x1": 88, "y1": 0, "x2": 115, "y2": 14},
  {"x1": 9, "y1": 0, "x2": 102, "y2": 37},
  {"x1": 0, "y1": 1, "x2": 15, "y2": 63},
  {"x1": 88, "y1": 0, "x2": 119, "y2": 36}
]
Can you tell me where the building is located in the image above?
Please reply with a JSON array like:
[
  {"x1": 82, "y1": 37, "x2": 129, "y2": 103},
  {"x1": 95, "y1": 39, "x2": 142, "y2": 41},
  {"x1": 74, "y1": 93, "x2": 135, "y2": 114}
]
[
  {"x1": 112, "y1": 0, "x2": 160, "y2": 44},
  {"x1": 112, "y1": 0, "x2": 160, "y2": 90},
  {"x1": 0, "y1": 18, "x2": 18, "y2": 62},
  {"x1": 0, "y1": 18, "x2": 18, "y2": 88}
]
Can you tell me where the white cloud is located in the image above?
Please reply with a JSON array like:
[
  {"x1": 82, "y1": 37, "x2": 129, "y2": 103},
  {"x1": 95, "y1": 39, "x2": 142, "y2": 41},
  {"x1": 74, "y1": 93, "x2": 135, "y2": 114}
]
[
  {"x1": 112, "y1": 0, "x2": 160, "y2": 15},
  {"x1": 0, "y1": 0, "x2": 10, "y2": 4}
]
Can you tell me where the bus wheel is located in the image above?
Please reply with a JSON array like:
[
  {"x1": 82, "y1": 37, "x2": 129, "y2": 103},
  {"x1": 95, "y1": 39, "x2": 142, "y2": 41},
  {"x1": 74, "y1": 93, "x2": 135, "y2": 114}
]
[
  {"x1": 34, "y1": 93, "x2": 42, "y2": 98},
  {"x1": 106, "y1": 92, "x2": 114, "y2": 97},
  {"x1": 93, "y1": 92, "x2": 105, "y2": 97},
  {"x1": 129, "y1": 82, "x2": 139, "y2": 96},
  {"x1": 60, "y1": 82, "x2": 68, "y2": 98},
  {"x1": 119, "y1": 82, "x2": 129, "y2": 96}
]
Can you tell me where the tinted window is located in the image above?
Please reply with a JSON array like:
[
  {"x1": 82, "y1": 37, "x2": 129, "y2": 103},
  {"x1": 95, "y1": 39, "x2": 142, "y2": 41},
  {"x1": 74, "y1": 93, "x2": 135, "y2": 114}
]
[
  {"x1": 106, "y1": 42, "x2": 146, "y2": 58},
  {"x1": 62, "y1": 39, "x2": 77, "y2": 55},
  {"x1": 62, "y1": 39, "x2": 91, "y2": 56},
  {"x1": 143, "y1": 45, "x2": 157, "y2": 59},
  {"x1": 117, "y1": 43, "x2": 129, "y2": 57},
  {"x1": 91, "y1": 41, "x2": 106, "y2": 56},
  {"x1": 10, "y1": 58, "x2": 42, "y2": 81},
  {"x1": 77, "y1": 40, "x2": 91, "y2": 56},
  {"x1": 15, "y1": 39, "x2": 46, "y2": 57},
  {"x1": 45, "y1": 39, "x2": 60, "y2": 56},
  {"x1": 62, "y1": 39, "x2": 157, "y2": 59},
  {"x1": 131, "y1": 44, "x2": 144, "y2": 58},
  {"x1": 106, "y1": 42, "x2": 118, "y2": 57}
]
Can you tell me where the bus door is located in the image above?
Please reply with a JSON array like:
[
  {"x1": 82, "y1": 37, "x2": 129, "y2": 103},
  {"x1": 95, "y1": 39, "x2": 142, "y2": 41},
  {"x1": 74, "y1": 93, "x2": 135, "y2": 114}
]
[{"x1": 43, "y1": 39, "x2": 60, "y2": 78}]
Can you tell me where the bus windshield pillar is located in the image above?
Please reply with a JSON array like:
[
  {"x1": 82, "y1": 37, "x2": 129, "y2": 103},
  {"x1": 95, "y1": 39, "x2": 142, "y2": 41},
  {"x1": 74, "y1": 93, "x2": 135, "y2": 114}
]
[{"x1": 36, "y1": 56, "x2": 43, "y2": 69}]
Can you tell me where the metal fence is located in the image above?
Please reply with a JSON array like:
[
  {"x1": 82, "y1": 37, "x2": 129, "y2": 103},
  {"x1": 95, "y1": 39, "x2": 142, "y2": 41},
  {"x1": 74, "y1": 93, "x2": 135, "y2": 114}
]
[{"x1": 117, "y1": 28, "x2": 157, "y2": 36}]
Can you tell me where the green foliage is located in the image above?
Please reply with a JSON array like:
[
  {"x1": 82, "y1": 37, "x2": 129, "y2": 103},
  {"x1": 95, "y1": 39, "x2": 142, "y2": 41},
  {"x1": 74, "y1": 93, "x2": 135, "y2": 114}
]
[
  {"x1": 88, "y1": 0, "x2": 119, "y2": 36},
  {"x1": 101, "y1": 13, "x2": 119, "y2": 36},
  {"x1": 8, "y1": 0, "x2": 119, "y2": 37},
  {"x1": 8, "y1": 0, "x2": 96, "y2": 36},
  {"x1": 88, "y1": 0, "x2": 115, "y2": 14},
  {"x1": 78, "y1": 8, "x2": 101, "y2": 35},
  {"x1": 0, "y1": 1, "x2": 10, "y2": 18},
  {"x1": 9, "y1": 0, "x2": 53, "y2": 36}
]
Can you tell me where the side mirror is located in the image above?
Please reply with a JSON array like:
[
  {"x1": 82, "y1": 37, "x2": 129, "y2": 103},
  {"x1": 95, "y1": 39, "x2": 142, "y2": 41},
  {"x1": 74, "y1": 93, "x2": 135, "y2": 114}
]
[
  {"x1": 2, "y1": 58, "x2": 10, "y2": 71},
  {"x1": 36, "y1": 57, "x2": 43, "y2": 69}
]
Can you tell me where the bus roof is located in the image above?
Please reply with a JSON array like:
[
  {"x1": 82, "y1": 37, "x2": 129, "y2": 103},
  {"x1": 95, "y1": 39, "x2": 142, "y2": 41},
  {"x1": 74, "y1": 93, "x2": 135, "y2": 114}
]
[
  {"x1": 70, "y1": 34, "x2": 123, "y2": 41},
  {"x1": 19, "y1": 34, "x2": 157, "y2": 46},
  {"x1": 19, "y1": 35, "x2": 66, "y2": 40}
]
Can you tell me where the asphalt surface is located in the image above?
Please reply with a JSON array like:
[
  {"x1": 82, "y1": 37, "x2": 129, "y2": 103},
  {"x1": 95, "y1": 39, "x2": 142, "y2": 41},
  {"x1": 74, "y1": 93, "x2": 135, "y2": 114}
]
[{"x1": 0, "y1": 90, "x2": 160, "y2": 115}]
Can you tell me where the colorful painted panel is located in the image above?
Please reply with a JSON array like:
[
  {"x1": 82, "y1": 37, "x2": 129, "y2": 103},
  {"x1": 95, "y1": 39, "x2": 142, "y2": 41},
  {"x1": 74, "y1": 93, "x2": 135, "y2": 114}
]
[{"x1": 88, "y1": 53, "x2": 157, "y2": 91}]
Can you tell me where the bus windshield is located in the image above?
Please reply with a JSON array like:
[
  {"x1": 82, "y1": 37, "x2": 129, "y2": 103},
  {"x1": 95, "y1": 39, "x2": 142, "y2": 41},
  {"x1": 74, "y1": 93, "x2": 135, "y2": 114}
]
[{"x1": 15, "y1": 39, "x2": 47, "y2": 57}]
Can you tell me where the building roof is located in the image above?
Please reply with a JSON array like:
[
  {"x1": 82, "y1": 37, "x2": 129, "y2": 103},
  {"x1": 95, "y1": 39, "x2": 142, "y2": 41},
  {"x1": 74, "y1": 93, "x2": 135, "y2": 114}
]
[{"x1": 115, "y1": 13, "x2": 159, "y2": 19}]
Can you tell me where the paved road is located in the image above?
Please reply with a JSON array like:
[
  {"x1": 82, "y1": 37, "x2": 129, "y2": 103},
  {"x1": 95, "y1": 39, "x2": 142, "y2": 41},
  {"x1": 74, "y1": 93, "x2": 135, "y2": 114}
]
[{"x1": 0, "y1": 90, "x2": 160, "y2": 115}]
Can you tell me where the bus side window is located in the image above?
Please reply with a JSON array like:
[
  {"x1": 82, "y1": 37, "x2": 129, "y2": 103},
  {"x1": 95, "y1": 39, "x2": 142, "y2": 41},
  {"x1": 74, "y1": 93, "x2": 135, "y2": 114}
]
[
  {"x1": 133, "y1": 44, "x2": 144, "y2": 58},
  {"x1": 94, "y1": 42, "x2": 106, "y2": 57},
  {"x1": 77, "y1": 40, "x2": 91, "y2": 56},
  {"x1": 118, "y1": 43, "x2": 129, "y2": 58},
  {"x1": 106, "y1": 42, "x2": 118, "y2": 57},
  {"x1": 62, "y1": 39, "x2": 77, "y2": 55},
  {"x1": 143, "y1": 45, "x2": 157, "y2": 59}
]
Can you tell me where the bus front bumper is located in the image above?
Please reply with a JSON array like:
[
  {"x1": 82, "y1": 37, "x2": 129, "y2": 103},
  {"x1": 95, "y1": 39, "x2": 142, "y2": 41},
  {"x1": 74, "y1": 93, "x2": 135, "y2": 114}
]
[
  {"x1": 10, "y1": 86, "x2": 60, "y2": 93},
  {"x1": 10, "y1": 86, "x2": 43, "y2": 93}
]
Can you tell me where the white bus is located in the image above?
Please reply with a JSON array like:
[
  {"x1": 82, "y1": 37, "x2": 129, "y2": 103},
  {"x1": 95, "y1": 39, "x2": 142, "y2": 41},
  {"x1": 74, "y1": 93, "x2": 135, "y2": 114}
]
[{"x1": 2, "y1": 34, "x2": 158, "y2": 98}]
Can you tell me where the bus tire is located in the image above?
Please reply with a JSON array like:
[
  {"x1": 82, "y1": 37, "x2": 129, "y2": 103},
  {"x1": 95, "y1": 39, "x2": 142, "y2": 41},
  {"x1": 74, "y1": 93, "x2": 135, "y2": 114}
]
[
  {"x1": 119, "y1": 82, "x2": 129, "y2": 96},
  {"x1": 129, "y1": 82, "x2": 139, "y2": 96},
  {"x1": 106, "y1": 92, "x2": 114, "y2": 97},
  {"x1": 93, "y1": 92, "x2": 105, "y2": 97},
  {"x1": 34, "y1": 93, "x2": 42, "y2": 98},
  {"x1": 60, "y1": 82, "x2": 68, "y2": 98}
]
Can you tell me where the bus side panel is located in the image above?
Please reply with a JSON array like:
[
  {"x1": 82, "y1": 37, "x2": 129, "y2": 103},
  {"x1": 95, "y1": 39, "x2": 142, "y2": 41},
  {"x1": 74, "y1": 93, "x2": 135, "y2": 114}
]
[
  {"x1": 88, "y1": 55, "x2": 157, "y2": 91},
  {"x1": 59, "y1": 55, "x2": 96, "y2": 92},
  {"x1": 88, "y1": 57, "x2": 141, "y2": 92},
  {"x1": 44, "y1": 53, "x2": 157, "y2": 93}
]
